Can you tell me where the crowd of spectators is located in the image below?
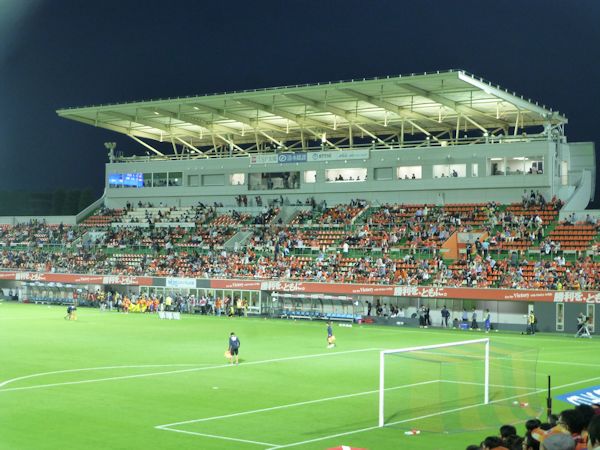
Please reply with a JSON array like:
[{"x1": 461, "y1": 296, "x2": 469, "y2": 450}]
[
  {"x1": 0, "y1": 200, "x2": 598, "y2": 290},
  {"x1": 468, "y1": 404, "x2": 600, "y2": 450}
]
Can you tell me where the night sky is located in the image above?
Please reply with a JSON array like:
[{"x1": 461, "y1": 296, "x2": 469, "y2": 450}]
[{"x1": 1, "y1": 0, "x2": 599, "y2": 205}]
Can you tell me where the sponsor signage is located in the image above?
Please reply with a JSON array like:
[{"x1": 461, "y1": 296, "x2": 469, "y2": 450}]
[
  {"x1": 249, "y1": 149, "x2": 369, "y2": 165},
  {"x1": 211, "y1": 279, "x2": 263, "y2": 290},
  {"x1": 556, "y1": 385, "x2": 600, "y2": 405},
  {"x1": 2, "y1": 270, "x2": 600, "y2": 302},
  {"x1": 277, "y1": 152, "x2": 308, "y2": 164},
  {"x1": 165, "y1": 277, "x2": 196, "y2": 289},
  {"x1": 307, "y1": 149, "x2": 369, "y2": 162},
  {"x1": 553, "y1": 291, "x2": 600, "y2": 303}
]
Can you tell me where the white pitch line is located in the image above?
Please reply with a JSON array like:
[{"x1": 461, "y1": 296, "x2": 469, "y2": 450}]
[
  {"x1": 0, "y1": 348, "x2": 377, "y2": 393},
  {"x1": 439, "y1": 379, "x2": 539, "y2": 391},
  {"x1": 158, "y1": 427, "x2": 278, "y2": 447},
  {"x1": 156, "y1": 380, "x2": 440, "y2": 429},
  {"x1": 264, "y1": 374, "x2": 600, "y2": 450},
  {"x1": 0, "y1": 364, "x2": 202, "y2": 388}
]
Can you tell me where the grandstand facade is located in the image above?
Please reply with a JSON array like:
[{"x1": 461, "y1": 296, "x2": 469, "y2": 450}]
[
  {"x1": 57, "y1": 70, "x2": 595, "y2": 209},
  {"x1": 1, "y1": 70, "x2": 598, "y2": 333}
]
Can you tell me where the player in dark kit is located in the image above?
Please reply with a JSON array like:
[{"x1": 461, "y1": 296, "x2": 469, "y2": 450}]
[
  {"x1": 228, "y1": 332, "x2": 241, "y2": 365},
  {"x1": 327, "y1": 321, "x2": 336, "y2": 348}
]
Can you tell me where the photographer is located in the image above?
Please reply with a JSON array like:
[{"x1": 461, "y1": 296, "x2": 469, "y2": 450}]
[
  {"x1": 577, "y1": 312, "x2": 588, "y2": 332},
  {"x1": 575, "y1": 312, "x2": 591, "y2": 338}
]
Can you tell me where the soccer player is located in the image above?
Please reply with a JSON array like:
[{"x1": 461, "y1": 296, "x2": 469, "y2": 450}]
[
  {"x1": 65, "y1": 305, "x2": 77, "y2": 320},
  {"x1": 228, "y1": 332, "x2": 240, "y2": 365},
  {"x1": 327, "y1": 321, "x2": 336, "y2": 348}
]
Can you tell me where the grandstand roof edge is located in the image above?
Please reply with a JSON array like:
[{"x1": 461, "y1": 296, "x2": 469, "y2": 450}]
[{"x1": 55, "y1": 69, "x2": 568, "y2": 154}]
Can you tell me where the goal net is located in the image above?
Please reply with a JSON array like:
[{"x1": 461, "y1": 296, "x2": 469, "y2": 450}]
[{"x1": 379, "y1": 338, "x2": 541, "y2": 433}]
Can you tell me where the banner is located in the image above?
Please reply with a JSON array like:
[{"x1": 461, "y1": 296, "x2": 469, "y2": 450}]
[
  {"x1": 165, "y1": 277, "x2": 196, "y2": 289},
  {"x1": 2, "y1": 270, "x2": 599, "y2": 302},
  {"x1": 556, "y1": 385, "x2": 600, "y2": 405}
]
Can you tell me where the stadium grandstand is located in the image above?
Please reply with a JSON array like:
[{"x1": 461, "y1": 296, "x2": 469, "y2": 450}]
[{"x1": 1, "y1": 69, "x2": 598, "y2": 333}]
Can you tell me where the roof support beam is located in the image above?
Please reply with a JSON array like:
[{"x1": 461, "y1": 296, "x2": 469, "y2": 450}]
[
  {"x1": 102, "y1": 110, "x2": 196, "y2": 140},
  {"x1": 235, "y1": 98, "x2": 335, "y2": 132},
  {"x1": 284, "y1": 93, "x2": 386, "y2": 129},
  {"x1": 142, "y1": 106, "x2": 239, "y2": 136},
  {"x1": 128, "y1": 135, "x2": 164, "y2": 156},
  {"x1": 60, "y1": 113, "x2": 161, "y2": 141},
  {"x1": 174, "y1": 137, "x2": 207, "y2": 158},
  {"x1": 337, "y1": 88, "x2": 440, "y2": 126},
  {"x1": 190, "y1": 103, "x2": 286, "y2": 135},
  {"x1": 401, "y1": 83, "x2": 509, "y2": 128},
  {"x1": 284, "y1": 93, "x2": 393, "y2": 148},
  {"x1": 215, "y1": 134, "x2": 249, "y2": 156}
]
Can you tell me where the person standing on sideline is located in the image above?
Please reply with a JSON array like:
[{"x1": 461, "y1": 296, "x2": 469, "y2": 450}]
[
  {"x1": 484, "y1": 309, "x2": 491, "y2": 333},
  {"x1": 327, "y1": 321, "x2": 336, "y2": 348},
  {"x1": 470, "y1": 307, "x2": 479, "y2": 330},
  {"x1": 228, "y1": 332, "x2": 241, "y2": 365},
  {"x1": 441, "y1": 305, "x2": 450, "y2": 327},
  {"x1": 527, "y1": 310, "x2": 536, "y2": 335},
  {"x1": 461, "y1": 308, "x2": 469, "y2": 325}
]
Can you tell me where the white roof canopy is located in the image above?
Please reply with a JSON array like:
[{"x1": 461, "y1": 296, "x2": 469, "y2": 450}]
[{"x1": 57, "y1": 69, "x2": 567, "y2": 158}]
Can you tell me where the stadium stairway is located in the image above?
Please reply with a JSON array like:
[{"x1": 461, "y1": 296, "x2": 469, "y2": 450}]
[{"x1": 223, "y1": 230, "x2": 253, "y2": 250}]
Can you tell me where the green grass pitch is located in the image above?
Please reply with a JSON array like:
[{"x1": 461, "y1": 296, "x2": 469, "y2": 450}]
[{"x1": 1, "y1": 302, "x2": 599, "y2": 450}]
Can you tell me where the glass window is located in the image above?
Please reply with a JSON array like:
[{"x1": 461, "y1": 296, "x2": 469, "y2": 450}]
[
  {"x1": 433, "y1": 164, "x2": 465, "y2": 178},
  {"x1": 248, "y1": 172, "x2": 300, "y2": 191},
  {"x1": 304, "y1": 170, "x2": 316, "y2": 184},
  {"x1": 153, "y1": 172, "x2": 167, "y2": 187},
  {"x1": 325, "y1": 168, "x2": 367, "y2": 182},
  {"x1": 526, "y1": 158, "x2": 544, "y2": 175},
  {"x1": 230, "y1": 173, "x2": 245, "y2": 186},
  {"x1": 489, "y1": 158, "x2": 505, "y2": 176},
  {"x1": 397, "y1": 166, "x2": 422, "y2": 180},
  {"x1": 374, "y1": 167, "x2": 393, "y2": 181},
  {"x1": 188, "y1": 174, "x2": 199, "y2": 187},
  {"x1": 202, "y1": 174, "x2": 225, "y2": 186},
  {"x1": 168, "y1": 172, "x2": 182, "y2": 186},
  {"x1": 587, "y1": 304, "x2": 595, "y2": 333},
  {"x1": 143, "y1": 173, "x2": 153, "y2": 187},
  {"x1": 471, "y1": 163, "x2": 478, "y2": 177},
  {"x1": 556, "y1": 303, "x2": 564, "y2": 331}
]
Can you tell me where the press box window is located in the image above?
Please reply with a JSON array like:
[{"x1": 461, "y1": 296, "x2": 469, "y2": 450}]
[
  {"x1": 230, "y1": 173, "x2": 245, "y2": 186},
  {"x1": 154, "y1": 172, "x2": 167, "y2": 187},
  {"x1": 325, "y1": 168, "x2": 367, "y2": 182},
  {"x1": 397, "y1": 166, "x2": 422, "y2": 180},
  {"x1": 433, "y1": 164, "x2": 466, "y2": 178},
  {"x1": 168, "y1": 172, "x2": 182, "y2": 186},
  {"x1": 304, "y1": 170, "x2": 316, "y2": 183}
]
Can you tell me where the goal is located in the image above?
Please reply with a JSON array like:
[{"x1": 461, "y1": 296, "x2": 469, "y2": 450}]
[{"x1": 378, "y1": 338, "x2": 489, "y2": 428}]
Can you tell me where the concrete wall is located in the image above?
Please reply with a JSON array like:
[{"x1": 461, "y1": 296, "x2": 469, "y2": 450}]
[
  {"x1": 0, "y1": 215, "x2": 77, "y2": 225},
  {"x1": 103, "y1": 140, "x2": 562, "y2": 208}
]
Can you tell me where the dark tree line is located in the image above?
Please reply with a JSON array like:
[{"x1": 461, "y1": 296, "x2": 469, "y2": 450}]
[{"x1": 0, "y1": 189, "x2": 95, "y2": 216}]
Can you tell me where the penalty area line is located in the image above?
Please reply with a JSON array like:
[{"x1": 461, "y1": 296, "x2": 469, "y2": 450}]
[
  {"x1": 157, "y1": 427, "x2": 279, "y2": 447},
  {"x1": 263, "y1": 374, "x2": 600, "y2": 449}
]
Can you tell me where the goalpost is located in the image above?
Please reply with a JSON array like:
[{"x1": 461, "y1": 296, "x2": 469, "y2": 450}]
[{"x1": 378, "y1": 338, "x2": 490, "y2": 428}]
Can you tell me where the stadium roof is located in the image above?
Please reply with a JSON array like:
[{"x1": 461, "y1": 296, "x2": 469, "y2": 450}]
[{"x1": 57, "y1": 69, "x2": 568, "y2": 158}]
